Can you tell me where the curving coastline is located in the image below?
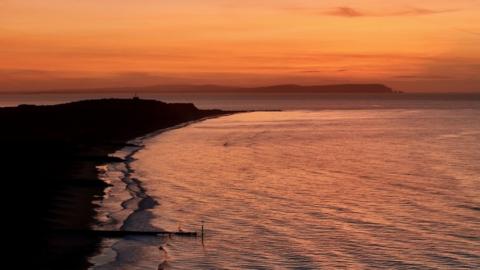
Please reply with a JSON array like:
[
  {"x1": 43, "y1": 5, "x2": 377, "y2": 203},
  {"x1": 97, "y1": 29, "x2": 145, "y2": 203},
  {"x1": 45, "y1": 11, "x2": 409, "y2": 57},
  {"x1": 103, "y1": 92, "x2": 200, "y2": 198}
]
[
  {"x1": 1, "y1": 98, "x2": 230, "y2": 269},
  {"x1": 90, "y1": 115, "x2": 231, "y2": 268}
]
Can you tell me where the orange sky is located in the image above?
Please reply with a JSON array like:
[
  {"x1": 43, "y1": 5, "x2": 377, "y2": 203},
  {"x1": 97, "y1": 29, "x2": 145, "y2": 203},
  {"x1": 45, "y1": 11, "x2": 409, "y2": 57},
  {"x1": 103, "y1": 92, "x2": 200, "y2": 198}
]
[{"x1": 1, "y1": 0, "x2": 479, "y2": 92}]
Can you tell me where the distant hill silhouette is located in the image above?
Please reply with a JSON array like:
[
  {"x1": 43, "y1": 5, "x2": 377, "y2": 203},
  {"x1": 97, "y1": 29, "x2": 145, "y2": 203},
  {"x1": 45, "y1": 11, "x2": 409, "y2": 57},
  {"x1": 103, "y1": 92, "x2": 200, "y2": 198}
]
[{"x1": 28, "y1": 84, "x2": 396, "y2": 94}]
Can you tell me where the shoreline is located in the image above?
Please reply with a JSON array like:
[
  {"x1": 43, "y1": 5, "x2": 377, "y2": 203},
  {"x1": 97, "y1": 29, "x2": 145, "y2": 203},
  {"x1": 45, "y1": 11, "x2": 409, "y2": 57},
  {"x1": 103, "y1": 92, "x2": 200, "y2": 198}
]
[
  {"x1": 1, "y1": 98, "x2": 232, "y2": 269},
  {"x1": 90, "y1": 114, "x2": 236, "y2": 267}
]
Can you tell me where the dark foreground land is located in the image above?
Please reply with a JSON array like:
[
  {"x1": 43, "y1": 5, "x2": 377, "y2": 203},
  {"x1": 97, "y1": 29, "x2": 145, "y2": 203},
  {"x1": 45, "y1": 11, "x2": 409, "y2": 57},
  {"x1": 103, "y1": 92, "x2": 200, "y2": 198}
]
[{"x1": 0, "y1": 98, "x2": 227, "y2": 269}]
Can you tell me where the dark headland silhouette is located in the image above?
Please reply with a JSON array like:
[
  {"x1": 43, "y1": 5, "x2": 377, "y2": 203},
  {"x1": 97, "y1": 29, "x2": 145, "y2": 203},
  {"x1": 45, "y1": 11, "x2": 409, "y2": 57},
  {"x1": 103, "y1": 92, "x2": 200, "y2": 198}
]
[{"x1": 1, "y1": 98, "x2": 228, "y2": 269}]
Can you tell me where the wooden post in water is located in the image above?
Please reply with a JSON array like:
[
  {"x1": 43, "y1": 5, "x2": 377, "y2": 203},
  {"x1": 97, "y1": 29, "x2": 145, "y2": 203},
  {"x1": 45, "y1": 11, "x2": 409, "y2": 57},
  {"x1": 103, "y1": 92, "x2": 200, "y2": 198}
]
[{"x1": 201, "y1": 220, "x2": 205, "y2": 242}]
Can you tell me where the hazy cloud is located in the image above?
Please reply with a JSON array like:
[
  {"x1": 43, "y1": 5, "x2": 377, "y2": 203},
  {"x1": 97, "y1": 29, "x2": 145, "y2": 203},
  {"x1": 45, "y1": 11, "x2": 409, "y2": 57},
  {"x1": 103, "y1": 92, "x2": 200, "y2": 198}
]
[
  {"x1": 300, "y1": 70, "x2": 322, "y2": 73},
  {"x1": 455, "y1": 28, "x2": 480, "y2": 36},
  {"x1": 311, "y1": 6, "x2": 459, "y2": 18},
  {"x1": 394, "y1": 75, "x2": 452, "y2": 80},
  {"x1": 326, "y1": 7, "x2": 364, "y2": 17}
]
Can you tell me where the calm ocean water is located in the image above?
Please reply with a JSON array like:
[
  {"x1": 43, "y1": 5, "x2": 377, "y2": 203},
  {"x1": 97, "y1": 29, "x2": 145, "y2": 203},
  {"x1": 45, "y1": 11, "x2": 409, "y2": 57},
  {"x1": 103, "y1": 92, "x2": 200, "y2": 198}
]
[{"x1": 90, "y1": 105, "x2": 479, "y2": 269}]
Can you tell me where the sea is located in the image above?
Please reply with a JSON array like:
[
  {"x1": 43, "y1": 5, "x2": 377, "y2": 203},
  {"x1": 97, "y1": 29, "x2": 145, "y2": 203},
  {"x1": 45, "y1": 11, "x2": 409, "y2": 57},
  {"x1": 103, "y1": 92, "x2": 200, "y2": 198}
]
[{"x1": 2, "y1": 93, "x2": 479, "y2": 269}]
